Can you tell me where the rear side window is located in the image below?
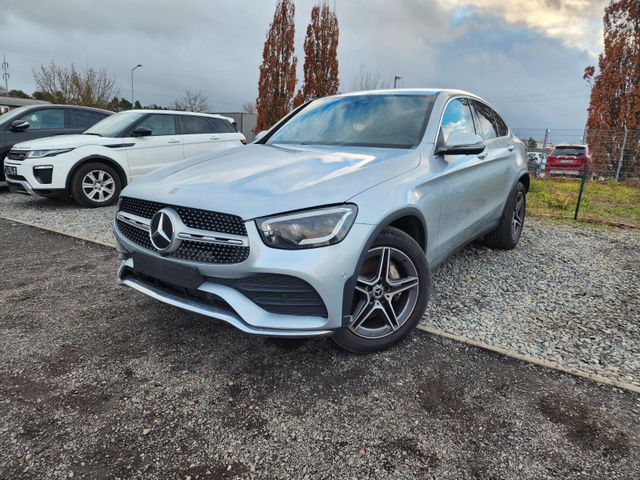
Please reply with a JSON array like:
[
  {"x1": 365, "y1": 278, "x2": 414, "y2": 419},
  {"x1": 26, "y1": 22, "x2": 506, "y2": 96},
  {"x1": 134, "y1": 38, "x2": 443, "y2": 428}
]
[
  {"x1": 17, "y1": 109, "x2": 65, "y2": 130},
  {"x1": 209, "y1": 118, "x2": 236, "y2": 133},
  {"x1": 494, "y1": 112, "x2": 509, "y2": 137},
  {"x1": 181, "y1": 115, "x2": 215, "y2": 134},
  {"x1": 440, "y1": 98, "x2": 476, "y2": 142},
  {"x1": 471, "y1": 101, "x2": 498, "y2": 140},
  {"x1": 136, "y1": 114, "x2": 177, "y2": 136},
  {"x1": 71, "y1": 110, "x2": 108, "y2": 129}
]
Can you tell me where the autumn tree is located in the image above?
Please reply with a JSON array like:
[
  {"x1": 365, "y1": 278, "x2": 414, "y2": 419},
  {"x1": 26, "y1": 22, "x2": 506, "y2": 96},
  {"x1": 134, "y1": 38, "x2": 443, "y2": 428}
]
[
  {"x1": 32, "y1": 61, "x2": 118, "y2": 109},
  {"x1": 256, "y1": 0, "x2": 297, "y2": 131},
  {"x1": 295, "y1": 1, "x2": 339, "y2": 105},
  {"x1": 585, "y1": 0, "x2": 640, "y2": 176},
  {"x1": 172, "y1": 90, "x2": 209, "y2": 112}
]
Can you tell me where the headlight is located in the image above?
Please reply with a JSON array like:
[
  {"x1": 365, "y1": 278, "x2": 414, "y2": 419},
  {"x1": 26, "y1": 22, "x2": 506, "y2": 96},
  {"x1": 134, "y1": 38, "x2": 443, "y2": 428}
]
[
  {"x1": 256, "y1": 205, "x2": 358, "y2": 249},
  {"x1": 26, "y1": 148, "x2": 74, "y2": 159}
]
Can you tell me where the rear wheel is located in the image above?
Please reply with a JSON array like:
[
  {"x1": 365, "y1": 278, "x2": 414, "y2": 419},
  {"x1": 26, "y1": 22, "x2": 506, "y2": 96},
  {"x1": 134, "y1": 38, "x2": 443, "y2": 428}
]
[
  {"x1": 485, "y1": 181, "x2": 526, "y2": 250},
  {"x1": 332, "y1": 227, "x2": 429, "y2": 353},
  {"x1": 70, "y1": 162, "x2": 122, "y2": 208}
]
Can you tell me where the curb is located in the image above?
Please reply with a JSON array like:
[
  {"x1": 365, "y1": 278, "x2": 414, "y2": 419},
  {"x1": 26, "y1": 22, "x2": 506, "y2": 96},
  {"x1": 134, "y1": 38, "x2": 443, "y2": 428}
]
[
  {"x1": 1, "y1": 215, "x2": 115, "y2": 249},
  {"x1": 2, "y1": 213, "x2": 638, "y2": 395},
  {"x1": 416, "y1": 325, "x2": 640, "y2": 395}
]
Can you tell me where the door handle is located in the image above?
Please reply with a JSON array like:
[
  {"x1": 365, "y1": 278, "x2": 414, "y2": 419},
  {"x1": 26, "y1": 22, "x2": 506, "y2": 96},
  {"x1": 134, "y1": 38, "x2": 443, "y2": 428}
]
[
  {"x1": 209, "y1": 136, "x2": 221, "y2": 140},
  {"x1": 167, "y1": 139, "x2": 181, "y2": 144}
]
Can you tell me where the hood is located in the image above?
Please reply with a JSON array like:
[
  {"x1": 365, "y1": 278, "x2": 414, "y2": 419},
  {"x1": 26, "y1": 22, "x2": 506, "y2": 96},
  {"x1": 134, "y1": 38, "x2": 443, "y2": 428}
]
[
  {"x1": 10, "y1": 134, "x2": 125, "y2": 150},
  {"x1": 122, "y1": 144, "x2": 421, "y2": 219}
]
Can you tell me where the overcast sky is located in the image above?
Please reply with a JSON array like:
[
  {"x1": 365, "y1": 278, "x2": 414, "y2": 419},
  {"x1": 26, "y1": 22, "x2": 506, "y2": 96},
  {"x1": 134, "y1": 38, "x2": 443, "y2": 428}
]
[{"x1": 0, "y1": 0, "x2": 606, "y2": 130}]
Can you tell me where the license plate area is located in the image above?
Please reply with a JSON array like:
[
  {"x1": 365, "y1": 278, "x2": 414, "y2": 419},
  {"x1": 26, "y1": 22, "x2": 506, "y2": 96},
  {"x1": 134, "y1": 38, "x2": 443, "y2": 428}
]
[
  {"x1": 4, "y1": 165, "x2": 17, "y2": 176},
  {"x1": 560, "y1": 159, "x2": 574, "y2": 164},
  {"x1": 132, "y1": 252, "x2": 204, "y2": 290}
]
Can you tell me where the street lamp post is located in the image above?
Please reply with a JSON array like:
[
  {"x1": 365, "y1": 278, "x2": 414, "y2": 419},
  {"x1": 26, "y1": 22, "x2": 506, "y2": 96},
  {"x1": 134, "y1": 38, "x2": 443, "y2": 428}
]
[
  {"x1": 130, "y1": 64, "x2": 142, "y2": 109},
  {"x1": 394, "y1": 75, "x2": 402, "y2": 89}
]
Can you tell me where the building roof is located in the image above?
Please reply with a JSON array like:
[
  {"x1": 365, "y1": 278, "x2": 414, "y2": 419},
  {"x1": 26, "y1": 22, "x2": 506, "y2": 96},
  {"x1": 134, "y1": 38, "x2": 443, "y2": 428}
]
[{"x1": 0, "y1": 96, "x2": 50, "y2": 107}]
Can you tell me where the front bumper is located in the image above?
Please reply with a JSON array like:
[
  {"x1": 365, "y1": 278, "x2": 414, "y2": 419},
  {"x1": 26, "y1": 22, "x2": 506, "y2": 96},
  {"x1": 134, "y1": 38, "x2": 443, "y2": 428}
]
[
  {"x1": 114, "y1": 218, "x2": 374, "y2": 337},
  {"x1": 4, "y1": 156, "x2": 68, "y2": 198}
]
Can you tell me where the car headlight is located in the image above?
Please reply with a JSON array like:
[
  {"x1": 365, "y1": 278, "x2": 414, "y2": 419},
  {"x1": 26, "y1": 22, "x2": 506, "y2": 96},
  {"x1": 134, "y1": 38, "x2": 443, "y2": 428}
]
[
  {"x1": 256, "y1": 205, "x2": 358, "y2": 249},
  {"x1": 26, "y1": 148, "x2": 74, "y2": 159}
]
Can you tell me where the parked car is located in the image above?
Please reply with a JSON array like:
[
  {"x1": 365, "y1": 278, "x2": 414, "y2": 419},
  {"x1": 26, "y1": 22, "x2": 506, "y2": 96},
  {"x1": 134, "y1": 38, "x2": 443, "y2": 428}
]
[
  {"x1": 0, "y1": 104, "x2": 112, "y2": 182},
  {"x1": 527, "y1": 151, "x2": 546, "y2": 176},
  {"x1": 545, "y1": 144, "x2": 592, "y2": 177},
  {"x1": 3, "y1": 110, "x2": 245, "y2": 207},
  {"x1": 112, "y1": 89, "x2": 529, "y2": 352}
]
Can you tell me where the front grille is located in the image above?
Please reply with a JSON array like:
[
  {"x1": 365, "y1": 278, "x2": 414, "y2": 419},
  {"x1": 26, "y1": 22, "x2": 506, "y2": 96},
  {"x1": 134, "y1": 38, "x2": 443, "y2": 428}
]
[
  {"x1": 116, "y1": 198, "x2": 250, "y2": 264},
  {"x1": 119, "y1": 197, "x2": 247, "y2": 236},
  {"x1": 7, "y1": 150, "x2": 27, "y2": 161},
  {"x1": 116, "y1": 220, "x2": 153, "y2": 250}
]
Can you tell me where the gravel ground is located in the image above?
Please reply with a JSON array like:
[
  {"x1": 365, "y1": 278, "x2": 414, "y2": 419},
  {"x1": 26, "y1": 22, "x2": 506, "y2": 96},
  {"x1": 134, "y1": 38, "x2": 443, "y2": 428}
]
[
  {"x1": 1, "y1": 219, "x2": 639, "y2": 479},
  {"x1": 1, "y1": 187, "x2": 639, "y2": 387}
]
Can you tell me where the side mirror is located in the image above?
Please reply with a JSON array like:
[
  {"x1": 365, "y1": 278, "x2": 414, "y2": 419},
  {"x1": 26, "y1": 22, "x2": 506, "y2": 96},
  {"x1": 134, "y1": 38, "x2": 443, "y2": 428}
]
[
  {"x1": 437, "y1": 131, "x2": 486, "y2": 156},
  {"x1": 10, "y1": 120, "x2": 30, "y2": 132},
  {"x1": 131, "y1": 126, "x2": 152, "y2": 137},
  {"x1": 254, "y1": 130, "x2": 268, "y2": 142}
]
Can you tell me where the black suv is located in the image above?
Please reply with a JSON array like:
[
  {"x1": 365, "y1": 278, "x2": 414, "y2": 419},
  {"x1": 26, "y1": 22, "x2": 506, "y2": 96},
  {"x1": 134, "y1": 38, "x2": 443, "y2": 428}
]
[{"x1": 0, "y1": 104, "x2": 112, "y2": 181}]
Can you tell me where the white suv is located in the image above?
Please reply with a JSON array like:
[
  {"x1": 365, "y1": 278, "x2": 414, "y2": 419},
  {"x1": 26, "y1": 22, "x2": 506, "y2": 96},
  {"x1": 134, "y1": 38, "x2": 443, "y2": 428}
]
[{"x1": 3, "y1": 110, "x2": 245, "y2": 207}]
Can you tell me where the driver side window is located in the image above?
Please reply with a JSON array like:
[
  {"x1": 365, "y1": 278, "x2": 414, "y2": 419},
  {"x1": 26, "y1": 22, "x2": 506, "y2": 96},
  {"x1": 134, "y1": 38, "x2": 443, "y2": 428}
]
[{"x1": 440, "y1": 98, "x2": 475, "y2": 142}]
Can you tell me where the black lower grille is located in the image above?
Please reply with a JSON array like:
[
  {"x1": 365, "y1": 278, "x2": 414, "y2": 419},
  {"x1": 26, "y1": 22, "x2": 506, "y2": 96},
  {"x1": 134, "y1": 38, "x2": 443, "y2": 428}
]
[
  {"x1": 221, "y1": 274, "x2": 328, "y2": 317},
  {"x1": 119, "y1": 197, "x2": 247, "y2": 236}
]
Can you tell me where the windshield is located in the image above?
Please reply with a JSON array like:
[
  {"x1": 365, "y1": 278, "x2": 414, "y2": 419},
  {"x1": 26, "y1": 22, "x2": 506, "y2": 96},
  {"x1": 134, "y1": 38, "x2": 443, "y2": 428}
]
[
  {"x1": 267, "y1": 94, "x2": 436, "y2": 148},
  {"x1": 551, "y1": 146, "x2": 586, "y2": 157},
  {"x1": 84, "y1": 111, "x2": 145, "y2": 137}
]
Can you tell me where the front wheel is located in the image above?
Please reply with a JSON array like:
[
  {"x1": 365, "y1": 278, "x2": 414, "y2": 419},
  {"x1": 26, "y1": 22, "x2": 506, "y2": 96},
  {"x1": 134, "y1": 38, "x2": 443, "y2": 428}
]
[
  {"x1": 331, "y1": 227, "x2": 430, "y2": 353},
  {"x1": 70, "y1": 162, "x2": 122, "y2": 208}
]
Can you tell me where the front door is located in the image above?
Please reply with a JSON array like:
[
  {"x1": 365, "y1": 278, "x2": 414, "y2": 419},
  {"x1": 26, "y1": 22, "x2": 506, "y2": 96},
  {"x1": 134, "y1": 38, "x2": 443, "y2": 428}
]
[{"x1": 124, "y1": 113, "x2": 184, "y2": 179}]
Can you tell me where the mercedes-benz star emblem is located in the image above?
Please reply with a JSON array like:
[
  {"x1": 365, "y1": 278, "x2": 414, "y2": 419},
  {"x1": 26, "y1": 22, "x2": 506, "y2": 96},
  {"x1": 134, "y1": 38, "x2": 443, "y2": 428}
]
[{"x1": 149, "y1": 208, "x2": 180, "y2": 254}]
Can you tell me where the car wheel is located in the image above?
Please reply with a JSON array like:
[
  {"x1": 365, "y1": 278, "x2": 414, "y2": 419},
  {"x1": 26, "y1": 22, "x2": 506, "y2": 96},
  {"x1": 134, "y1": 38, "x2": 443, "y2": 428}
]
[
  {"x1": 485, "y1": 181, "x2": 526, "y2": 250},
  {"x1": 331, "y1": 227, "x2": 430, "y2": 353},
  {"x1": 70, "y1": 162, "x2": 122, "y2": 208}
]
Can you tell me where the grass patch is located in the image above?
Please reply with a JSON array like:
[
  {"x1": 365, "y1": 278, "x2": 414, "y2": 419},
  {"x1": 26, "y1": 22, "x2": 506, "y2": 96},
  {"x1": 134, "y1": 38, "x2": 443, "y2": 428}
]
[{"x1": 528, "y1": 177, "x2": 640, "y2": 228}]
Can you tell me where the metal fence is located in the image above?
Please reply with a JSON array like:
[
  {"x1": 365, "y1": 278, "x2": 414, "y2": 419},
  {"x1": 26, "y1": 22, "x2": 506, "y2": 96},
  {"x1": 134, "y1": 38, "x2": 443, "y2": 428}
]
[{"x1": 515, "y1": 128, "x2": 639, "y2": 228}]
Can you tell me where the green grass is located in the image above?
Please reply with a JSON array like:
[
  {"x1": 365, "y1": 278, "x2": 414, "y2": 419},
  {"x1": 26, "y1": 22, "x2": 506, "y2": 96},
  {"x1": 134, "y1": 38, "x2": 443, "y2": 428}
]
[{"x1": 528, "y1": 177, "x2": 640, "y2": 228}]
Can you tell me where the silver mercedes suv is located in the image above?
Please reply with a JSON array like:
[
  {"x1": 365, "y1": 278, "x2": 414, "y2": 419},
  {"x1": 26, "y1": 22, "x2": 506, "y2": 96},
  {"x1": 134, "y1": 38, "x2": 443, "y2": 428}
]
[{"x1": 113, "y1": 89, "x2": 528, "y2": 352}]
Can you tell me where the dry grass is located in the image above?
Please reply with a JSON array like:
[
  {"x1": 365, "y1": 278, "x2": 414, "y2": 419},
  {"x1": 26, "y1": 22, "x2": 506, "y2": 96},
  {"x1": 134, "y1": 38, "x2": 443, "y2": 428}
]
[{"x1": 528, "y1": 177, "x2": 640, "y2": 228}]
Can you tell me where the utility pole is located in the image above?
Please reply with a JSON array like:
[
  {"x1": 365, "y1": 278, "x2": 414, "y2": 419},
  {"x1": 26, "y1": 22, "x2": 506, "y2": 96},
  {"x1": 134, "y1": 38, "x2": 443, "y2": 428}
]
[
  {"x1": 130, "y1": 64, "x2": 142, "y2": 109},
  {"x1": 1, "y1": 55, "x2": 9, "y2": 96},
  {"x1": 393, "y1": 75, "x2": 402, "y2": 89},
  {"x1": 542, "y1": 128, "x2": 550, "y2": 153}
]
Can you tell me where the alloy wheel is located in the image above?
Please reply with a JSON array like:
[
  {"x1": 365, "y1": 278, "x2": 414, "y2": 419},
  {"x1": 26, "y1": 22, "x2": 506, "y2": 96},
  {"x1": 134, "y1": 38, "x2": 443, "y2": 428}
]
[
  {"x1": 349, "y1": 246, "x2": 420, "y2": 339},
  {"x1": 511, "y1": 190, "x2": 525, "y2": 239},
  {"x1": 82, "y1": 169, "x2": 116, "y2": 203}
]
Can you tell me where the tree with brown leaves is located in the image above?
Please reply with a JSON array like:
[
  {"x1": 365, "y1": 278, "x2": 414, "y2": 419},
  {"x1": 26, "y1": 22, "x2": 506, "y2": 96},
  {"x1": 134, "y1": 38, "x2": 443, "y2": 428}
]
[
  {"x1": 585, "y1": 0, "x2": 640, "y2": 175},
  {"x1": 256, "y1": 0, "x2": 298, "y2": 131},
  {"x1": 33, "y1": 61, "x2": 118, "y2": 109},
  {"x1": 296, "y1": 2, "x2": 339, "y2": 104}
]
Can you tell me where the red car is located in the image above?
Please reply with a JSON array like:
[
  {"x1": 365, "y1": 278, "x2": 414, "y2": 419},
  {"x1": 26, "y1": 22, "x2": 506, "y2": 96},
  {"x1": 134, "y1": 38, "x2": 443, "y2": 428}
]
[{"x1": 545, "y1": 144, "x2": 592, "y2": 177}]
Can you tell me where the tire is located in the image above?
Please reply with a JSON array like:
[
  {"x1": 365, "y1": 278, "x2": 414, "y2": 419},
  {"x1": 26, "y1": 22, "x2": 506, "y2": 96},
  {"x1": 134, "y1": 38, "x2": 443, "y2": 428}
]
[
  {"x1": 485, "y1": 181, "x2": 526, "y2": 250},
  {"x1": 70, "y1": 162, "x2": 122, "y2": 208},
  {"x1": 331, "y1": 227, "x2": 430, "y2": 353}
]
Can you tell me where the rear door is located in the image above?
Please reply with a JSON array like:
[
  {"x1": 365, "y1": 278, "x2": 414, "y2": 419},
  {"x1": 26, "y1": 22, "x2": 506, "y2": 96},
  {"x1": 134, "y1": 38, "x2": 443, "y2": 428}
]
[
  {"x1": 469, "y1": 100, "x2": 515, "y2": 223},
  {"x1": 124, "y1": 113, "x2": 184, "y2": 178},
  {"x1": 69, "y1": 109, "x2": 110, "y2": 134},
  {"x1": 209, "y1": 117, "x2": 245, "y2": 148},
  {"x1": 179, "y1": 115, "x2": 227, "y2": 159}
]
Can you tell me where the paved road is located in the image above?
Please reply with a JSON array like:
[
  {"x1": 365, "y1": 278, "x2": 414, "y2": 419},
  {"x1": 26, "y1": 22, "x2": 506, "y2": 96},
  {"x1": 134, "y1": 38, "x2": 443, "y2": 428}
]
[{"x1": 1, "y1": 219, "x2": 638, "y2": 479}]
